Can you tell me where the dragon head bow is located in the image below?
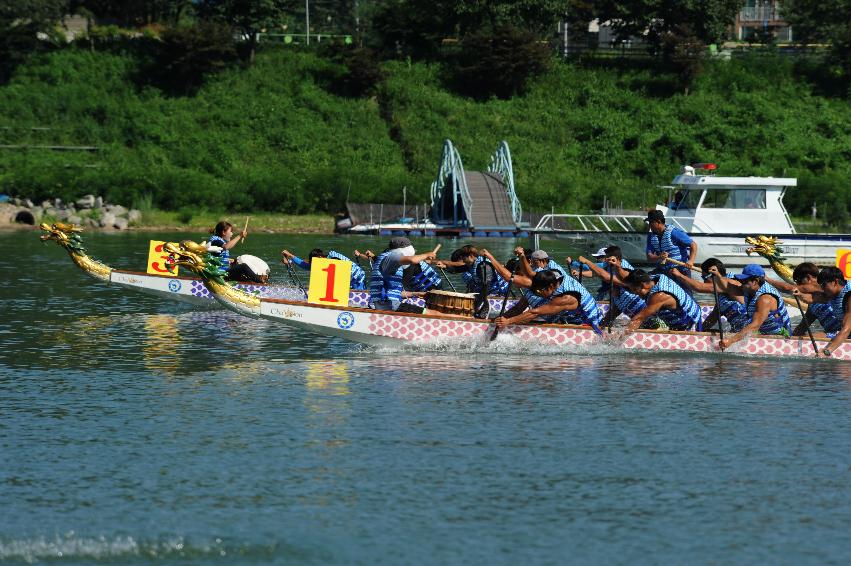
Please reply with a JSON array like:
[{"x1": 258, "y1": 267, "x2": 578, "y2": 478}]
[
  {"x1": 40, "y1": 222, "x2": 86, "y2": 253},
  {"x1": 745, "y1": 235, "x2": 785, "y2": 262},
  {"x1": 164, "y1": 240, "x2": 227, "y2": 284}
]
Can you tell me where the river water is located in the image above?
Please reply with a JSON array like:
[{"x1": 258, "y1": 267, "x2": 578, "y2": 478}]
[{"x1": 2, "y1": 230, "x2": 850, "y2": 564}]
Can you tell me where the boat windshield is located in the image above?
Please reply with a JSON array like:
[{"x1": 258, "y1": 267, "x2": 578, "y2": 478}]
[
  {"x1": 701, "y1": 188, "x2": 767, "y2": 209},
  {"x1": 668, "y1": 188, "x2": 701, "y2": 211}
]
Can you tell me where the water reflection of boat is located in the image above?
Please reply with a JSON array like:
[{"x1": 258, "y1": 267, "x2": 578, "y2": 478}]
[{"x1": 166, "y1": 240, "x2": 841, "y2": 360}]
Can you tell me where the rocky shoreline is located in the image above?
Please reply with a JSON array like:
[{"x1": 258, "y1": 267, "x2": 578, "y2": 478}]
[{"x1": 1, "y1": 195, "x2": 141, "y2": 230}]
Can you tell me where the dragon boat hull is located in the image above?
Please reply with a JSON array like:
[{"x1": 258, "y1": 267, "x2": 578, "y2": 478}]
[
  {"x1": 256, "y1": 298, "x2": 836, "y2": 358},
  {"x1": 108, "y1": 269, "x2": 744, "y2": 319}
]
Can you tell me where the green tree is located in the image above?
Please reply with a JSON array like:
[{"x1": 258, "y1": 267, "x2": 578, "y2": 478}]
[
  {"x1": 593, "y1": 0, "x2": 742, "y2": 50},
  {"x1": 451, "y1": 25, "x2": 551, "y2": 99},
  {"x1": 589, "y1": 0, "x2": 743, "y2": 92},
  {"x1": 0, "y1": 0, "x2": 68, "y2": 82},
  {"x1": 150, "y1": 22, "x2": 237, "y2": 95},
  {"x1": 69, "y1": 0, "x2": 192, "y2": 26},
  {"x1": 369, "y1": 0, "x2": 568, "y2": 60},
  {"x1": 784, "y1": 0, "x2": 851, "y2": 83},
  {"x1": 196, "y1": 0, "x2": 290, "y2": 61}
]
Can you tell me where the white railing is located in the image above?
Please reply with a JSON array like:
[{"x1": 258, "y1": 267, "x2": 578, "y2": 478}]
[
  {"x1": 534, "y1": 213, "x2": 695, "y2": 232},
  {"x1": 430, "y1": 139, "x2": 472, "y2": 225},
  {"x1": 487, "y1": 141, "x2": 522, "y2": 225}
]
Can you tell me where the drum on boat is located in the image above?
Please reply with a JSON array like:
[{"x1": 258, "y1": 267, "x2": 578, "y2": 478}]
[
  {"x1": 425, "y1": 290, "x2": 476, "y2": 317},
  {"x1": 231, "y1": 255, "x2": 270, "y2": 283}
]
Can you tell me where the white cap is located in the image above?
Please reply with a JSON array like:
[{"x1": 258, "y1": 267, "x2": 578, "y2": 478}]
[{"x1": 591, "y1": 247, "x2": 609, "y2": 257}]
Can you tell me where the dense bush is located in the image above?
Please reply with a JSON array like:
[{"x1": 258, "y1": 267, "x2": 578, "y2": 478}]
[{"x1": 0, "y1": 46, "x2": 849, "y2": 220}]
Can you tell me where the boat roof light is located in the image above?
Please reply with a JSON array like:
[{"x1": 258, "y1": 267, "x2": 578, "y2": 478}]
[{"x1": 692, "y1": 162, "x2": 717, "y2": 171}]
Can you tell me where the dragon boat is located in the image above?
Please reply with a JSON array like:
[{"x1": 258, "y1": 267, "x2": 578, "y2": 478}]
[
  {"x1": 40, "y1": 222, "x2": 728, "y2": 319},
  {"x1": 37, "y1": 222, "x2": 515, "y2": 310},
  {"x1": 39, "y1": 222, "x2": 291, "y2": 306},
  {"x1": 165, "y1": 240, "x2": 844, "y2": 359}
]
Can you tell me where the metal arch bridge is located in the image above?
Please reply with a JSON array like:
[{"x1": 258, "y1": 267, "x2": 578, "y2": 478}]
[{"x1": 429, "y1": 139, "x2": 522, "y2": 231}]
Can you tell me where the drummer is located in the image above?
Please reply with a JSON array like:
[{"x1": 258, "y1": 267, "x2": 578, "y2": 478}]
[
  {"x1": 281, "y1": 248, "x2": 367, "y2": 290},
  {"x1": 482, "y1": 250, "x2": 602, "y2": 331},
  {"x1": 207, "y1": 220, "x2": 247, "y2": 277},
  {"x1": 367, "y1": 237, "x2": 438, "y2": 312}
]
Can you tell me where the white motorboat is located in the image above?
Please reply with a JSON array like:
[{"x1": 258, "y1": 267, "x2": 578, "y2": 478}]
[{"x1": 532, "y1": 164, "x2": 849, "y2": 266}]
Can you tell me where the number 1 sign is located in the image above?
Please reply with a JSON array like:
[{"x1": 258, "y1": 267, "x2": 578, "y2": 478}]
[{"x1": 307, "y1": 258, "x2": 352, "y2": 307}]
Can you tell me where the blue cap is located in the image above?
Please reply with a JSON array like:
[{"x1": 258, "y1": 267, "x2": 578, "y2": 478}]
[{"x1": 732, "y1": 264, "x2": 765, "y2": 281}]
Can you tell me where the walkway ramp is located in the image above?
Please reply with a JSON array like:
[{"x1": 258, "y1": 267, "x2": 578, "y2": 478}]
[
  {"x1": 430, "y1": 140, "x2": 521, "y2": 231},
  {"x1": 464, "y1": 171, "x2": 515, "y2": 229}
]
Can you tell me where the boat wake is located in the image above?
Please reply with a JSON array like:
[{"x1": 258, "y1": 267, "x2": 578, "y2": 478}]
[{"x1": 0, "y1": 533, "x2": 278, "y2": 563}]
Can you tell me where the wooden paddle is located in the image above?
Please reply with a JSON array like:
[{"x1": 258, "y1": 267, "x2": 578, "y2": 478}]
[
  {"x1": 438, "y1": 266, "x2": 457, "y2": 292},
  {"x1": 606, "y1": 263, "x2": 615, "y2": 334},
  {"x1": 706, "y1": 272, "x2": 724, "y2": 342},
  {"x1": 792, "y1": 292, "x2": 818, "y2": 356}
]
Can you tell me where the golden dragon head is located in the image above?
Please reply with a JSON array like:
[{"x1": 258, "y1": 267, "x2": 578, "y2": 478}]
[
  {"x1": 164, "y1": 240, "x2": 227, "y2": 283},
  {"x1": 40, "y1": 222, "x2": 86, "y2": 252},
  {"x1": 744, "y1": 235, "x2": 795, "y2": 284},
  {"x1": 745, "y1": 235, "x2": 785, "y2": 262}
]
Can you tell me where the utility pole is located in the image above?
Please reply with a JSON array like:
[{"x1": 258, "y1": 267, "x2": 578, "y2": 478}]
[{"x1": 305, "y1": 0, "x2": 310, "y2": 45}]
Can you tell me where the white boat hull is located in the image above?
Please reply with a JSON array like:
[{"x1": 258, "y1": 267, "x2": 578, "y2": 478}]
[
  {"x1": 534, "y1": 231, "x2": 851, "y2": 267},
  {"x1": 257, "y1": 299, "x2": 836, "y2": 359}
]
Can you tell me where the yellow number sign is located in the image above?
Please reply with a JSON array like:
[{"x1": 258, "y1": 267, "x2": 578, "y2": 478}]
[
  {"x1": 307, "y1": 258, "x2": 351, "y2": 306},
  {"x1": 836, "y1": 249, "x2": 851, "y2": 278},
  {"x1": 146, "y1": 240, "x2": 178, "y2": 277}
]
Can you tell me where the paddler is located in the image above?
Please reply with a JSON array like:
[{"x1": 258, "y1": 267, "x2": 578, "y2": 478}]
[
  {"x1": 572, "y1": 246, "x2": 634, "y2": 300},
  {"x1": 668, "y1": 258, "x2": 749, "y2": 332},
  {"x1": 436, "y1": 245, "x2": 507, "y2": 294},
  {"x1": 794, "y1": 266, "x2": 851, "y2": 357},
  {"x1": 763, "y1": 262, "x2": 840, "y2": 337},
  {"x1": 281, "y1": 248, "x2": 367, "y2": 290},
  {"x1": 621, "y1": 269, "x2": 703, "y2": 331},
  {"x1": 576, "y1": 255, "x2": 659, "y2": 329},
  {"x1": 482, "y1": 249, "x2": 602, "y2": 331},
  {"x1": 435, "y1": 245, "x2": 509, "y2": 318},
  {"x1": 645, "y1": 210, "x2": 697, "y2": 280},
  {"x1": 367, "y1": 237, "x2": 438, "y2": 312},
  {"x1": 709, "y1": 264, "x2": 791, "y2": 349},
  {"x1": 511, "y1": 247, "x2": 570, "y2": 280}
]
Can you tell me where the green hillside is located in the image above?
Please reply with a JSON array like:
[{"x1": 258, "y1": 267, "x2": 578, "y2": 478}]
[{"x1": 1, "y1": 46, "x2": 849, "y2": 221}]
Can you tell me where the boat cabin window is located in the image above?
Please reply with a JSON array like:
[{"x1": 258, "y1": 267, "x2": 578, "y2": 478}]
[
  {"x1": 699, "y1": 188, "x2": 766, "y2": 209},
  {"x1": 668, "y1": 188, "x2": 701, "y2": 210}
]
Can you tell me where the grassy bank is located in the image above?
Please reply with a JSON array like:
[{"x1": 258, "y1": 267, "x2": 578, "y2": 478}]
[
  {"x1": 136, "y1": 211, "x2": 334, "y2": 233},
  {"x1": 1, "y1": 46, "x2": 850, "y2": 223}
]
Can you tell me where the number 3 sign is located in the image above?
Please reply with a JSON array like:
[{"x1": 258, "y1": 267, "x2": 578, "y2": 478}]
[
  {"x1": 147, "y1": 240, "x2": 178, "y2": 277},
  {"x1": 307, "y1": 258, "x2": 351, "y2": 307}
]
